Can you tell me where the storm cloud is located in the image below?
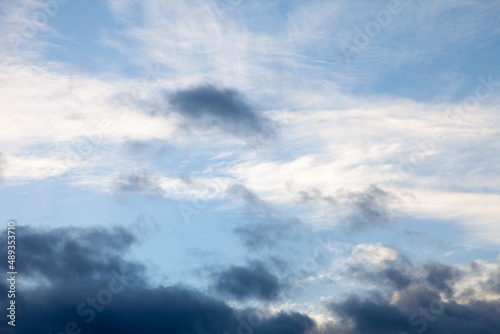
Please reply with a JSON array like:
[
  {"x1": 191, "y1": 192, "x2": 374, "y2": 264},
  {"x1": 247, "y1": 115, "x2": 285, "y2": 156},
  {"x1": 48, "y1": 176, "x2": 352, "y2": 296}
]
[{"x1": 0, "y1": 225, "x2": 314, "y2": 334}]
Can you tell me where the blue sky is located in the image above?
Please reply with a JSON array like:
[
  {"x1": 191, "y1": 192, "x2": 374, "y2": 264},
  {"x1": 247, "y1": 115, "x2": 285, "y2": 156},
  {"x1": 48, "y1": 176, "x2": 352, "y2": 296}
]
[{"x1": 1, "y1": 1, "x2": 500, "y2": 333}]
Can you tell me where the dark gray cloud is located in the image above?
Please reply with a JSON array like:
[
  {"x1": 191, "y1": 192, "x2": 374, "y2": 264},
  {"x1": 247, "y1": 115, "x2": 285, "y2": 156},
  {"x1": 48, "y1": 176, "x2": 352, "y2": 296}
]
[
  {"x1": 0, "y1": 225, "x2": 315, "y2": 334},
  {"x1": 167, "y1": 84, "x2": 277, "y2": 139},
  {"x1": 346, "y1": 257, "x2": 415, "y2": 290},
  {"x1": 345, "y1": 256, "x2": 464, "y2": 296},
  {"x1": 1, "y1": 225, "x2": 498, "y2": 334},
  {"x1": 329, "y1": 293, "x2": 409, "y2": 334},
  {"x1": 9, "y1": 225, "x2": 144, "y2": 284},
  {"x1": 113, "y1": 171, "x2": 164, "y2": 196},
  {"x1": 329, "y1": 257, "x2": 500, "y2": 334},
  {"x1": 424, "y1": 262, "x2": 463, "y2": 297},
  {"x1": 341, "y1": 185, "x2": 398, "y2": 231},
  {"x1": 252, "y1": 311, "x2": 314, "y2": 334},
  {"x1": 212, "y1": 261, "x2": 281, "y2": 301},
  {"x1": 327, "y1": 286, "x2": 500, "y2": 334}
]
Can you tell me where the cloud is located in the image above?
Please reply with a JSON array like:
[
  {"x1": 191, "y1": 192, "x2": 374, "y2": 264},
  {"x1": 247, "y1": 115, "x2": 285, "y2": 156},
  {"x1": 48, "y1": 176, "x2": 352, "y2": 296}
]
[
  {"x1": 346, "y1": 256, "x2": 414, "y2": 291},
  {"x1": 297, "y1": 188, "x2": 336, "y2": 205},
  {"x1": 424, "y1": 262, "x2": 464, "y2": 297},
  {"x1": 326, "y1": 249, "x2": 500, "y2": 333},
  {"x1": 7, "y1": 225, "x2": 144, "y2": 284},
  {"x1": 212, "y1": 261, "x2": 281, "y2": 301},
  {"x1": 167, "y1": 84, "x2": 276, "y2": 139},
  {"x1": 113, "y1": 171, "x2": 164, "y2": 196},
  {"x1": 229, "y1": 184, "x2": 303, "y2": 251},
  {"x1": 483, "y1": 268, "x2": 500, "y2": 294},
  {"x1": 0, "y1": 225, "x2": 316, "y2": 334},
  {"x1": 229, "y1": 184, "x2": 270, "y2": 212},
  {"x1": 19, "y1": 284, "x2": 236, "y2": 334},
  {"x1": 124, "y1": 139, "x2": 171, "y2": 158},
  {"x1": 295, "y1": 185, "x2": 399, "y2": 231},
  {"x1": 252, "y1": 311, "x2": 315, "y2": 334},
  {"x1": 340, "y1": 249, "x2": 500, "y2": 308},
  {"x1": 234, "y1": 221, "x2": 295, "y2": 251},
  {"x1": 327, "y1": 285, "x2": 500, "y2": 334},
  {"x1": 328, "y1": 292, "x2": 409, "y2": 334},
  {"x1": 341, "y1": 185, "x2": 398, "y2": 231},
  {"x1": 344, "y1": 249, "x2": 469, "y2": 294}
]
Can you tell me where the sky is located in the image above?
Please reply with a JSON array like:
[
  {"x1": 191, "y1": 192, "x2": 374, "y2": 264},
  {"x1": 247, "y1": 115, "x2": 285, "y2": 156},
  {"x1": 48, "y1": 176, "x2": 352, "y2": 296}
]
[{"x1": 0, "y1": 0, "x2": 500, "y2": 333}]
